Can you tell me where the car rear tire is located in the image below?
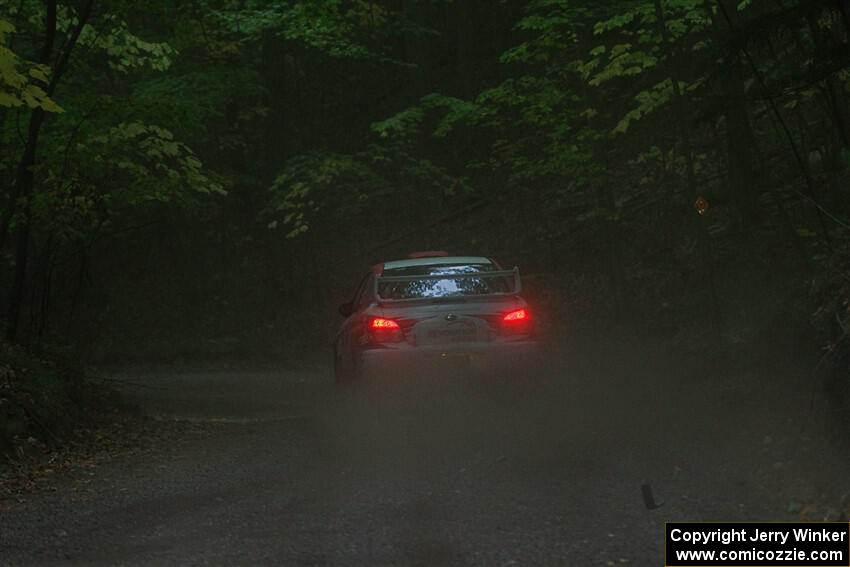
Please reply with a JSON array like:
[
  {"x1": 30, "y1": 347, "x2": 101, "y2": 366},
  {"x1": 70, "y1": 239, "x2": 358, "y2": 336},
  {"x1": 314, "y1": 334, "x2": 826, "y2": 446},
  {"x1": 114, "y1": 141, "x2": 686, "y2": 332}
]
[
  {"x1": 335, "y1": 347, "x2": 372, "y2": 388},
  {"x1": 334, "y1": 348, "x2": 352, "y2": 384}
]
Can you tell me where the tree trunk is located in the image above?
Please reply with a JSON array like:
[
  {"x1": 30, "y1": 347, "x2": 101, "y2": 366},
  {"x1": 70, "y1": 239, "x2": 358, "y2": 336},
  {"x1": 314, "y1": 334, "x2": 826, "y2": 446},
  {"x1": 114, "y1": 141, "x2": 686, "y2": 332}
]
[
  {"x1": 0, "y1": 0, "x2": 57, "y2": 253},
  {"x1": 4, "y1": 0, "x2": 58, "y2": 341},
  {"x1": 723, "y1": 56, "x2": 760, "y2": 227},
  {"x1": 593, "y1": 140, "x2": 628, "y2": 319},
  {"x1": 401, "y1": 0, "x2": 432, "y2": 99},
  {"x1": 5, "y1": 0, "x2": 95, "y2": 342},
  {"x1": 709, "y1": 1, "x2": 760, "y2": 227}
]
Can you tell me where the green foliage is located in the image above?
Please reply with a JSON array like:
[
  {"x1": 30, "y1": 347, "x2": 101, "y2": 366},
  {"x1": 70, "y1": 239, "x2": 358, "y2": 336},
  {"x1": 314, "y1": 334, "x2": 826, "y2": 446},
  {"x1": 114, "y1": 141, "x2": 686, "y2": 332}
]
[
  {"x1": 581, "y1": 0, "x2": 712, "y2": 133},
  {"x1": 500, "y1": 0, "x2": 586, "y2": 64},
  {"x1": 77, "y1": 16, "x2": 177, "y2": 73},
  {"x1": 585, "y1": 45, "x2": 658, "y2": 85},
  {"x1": 265, "y1": 143, "x2": 468, "y2": 237},
  {"x1": 206, "y1": 0, "x2": 378, "y2": 59},
  {"x1": 31, "y1": 122, "x2": 224, "y2": 240},
  {"x1": 266, "y1": 151, "x2": 386, "y2": 237},
  {"x1": 0, "y1": 1, "x2": 228, "y2": 249},
  {"x1": 0, "y1": 0, "x2": 847, "y2": 391},
  {"x1": 0, "y1": 20, "x2": 61, "y2": 111},
  {"x1": 133, "y1": 68, "x2": 267, "y2": 137},
  {"x1": 372, "y1": 94, "x2": 480, "y2": 140},
  {"x1": 420, "y1": 94, "x2": 480, "y2": 138},
  {"x1": 86, "y1": 122, "x2": 225, "y2": 199},
  {"x1": 371, "y1": 106, "x2": 425, "y2": 140}
]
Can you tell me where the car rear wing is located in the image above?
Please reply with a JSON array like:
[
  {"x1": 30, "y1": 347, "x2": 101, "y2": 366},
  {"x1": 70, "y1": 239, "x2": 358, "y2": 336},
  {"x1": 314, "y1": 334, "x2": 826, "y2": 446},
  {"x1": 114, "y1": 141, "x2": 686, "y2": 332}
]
[{"x1": 375, "y1": 267, "x2": 522, "y2": 303}]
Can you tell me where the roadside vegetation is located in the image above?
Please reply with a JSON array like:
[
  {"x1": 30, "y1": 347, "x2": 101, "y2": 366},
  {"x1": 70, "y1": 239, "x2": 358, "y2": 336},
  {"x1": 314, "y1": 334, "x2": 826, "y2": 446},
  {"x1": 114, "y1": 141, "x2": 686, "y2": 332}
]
[
  {"x1": 0, "y1": 0, "x2": 849, "y2": 469},
  {"x1": 0, "y1": 339, "x2": 130, "y2": 492}
]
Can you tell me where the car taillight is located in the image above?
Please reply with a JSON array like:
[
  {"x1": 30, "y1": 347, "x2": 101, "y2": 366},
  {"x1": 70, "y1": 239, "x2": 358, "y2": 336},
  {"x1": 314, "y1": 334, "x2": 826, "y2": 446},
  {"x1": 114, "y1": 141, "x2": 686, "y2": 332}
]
[
  {"x1": 367, "y1": 317, "x2": 402, "y2": 343},
  {"x1": 503, "y1": 308, "x2": 529, "y2": 322},
  {"x1": 370, "y1": 318, "x2": 400, "y2": 330},
  {"x1": 501, "y1": 308, "x2": 532, "y2": 335}
]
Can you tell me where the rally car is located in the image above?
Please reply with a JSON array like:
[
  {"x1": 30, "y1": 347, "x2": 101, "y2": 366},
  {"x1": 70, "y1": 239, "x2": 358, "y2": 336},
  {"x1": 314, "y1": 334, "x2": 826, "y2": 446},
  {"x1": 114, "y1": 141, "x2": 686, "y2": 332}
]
[{"x1": 333, "y1": 252, "x2": 537, "y2": 383}]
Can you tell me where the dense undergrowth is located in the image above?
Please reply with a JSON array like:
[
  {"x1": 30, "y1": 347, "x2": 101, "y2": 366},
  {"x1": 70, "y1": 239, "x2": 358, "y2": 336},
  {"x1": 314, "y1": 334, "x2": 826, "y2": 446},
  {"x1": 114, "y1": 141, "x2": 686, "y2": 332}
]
[{"x1": 0, "y1": 342, "x2": 126, "y2": 473}]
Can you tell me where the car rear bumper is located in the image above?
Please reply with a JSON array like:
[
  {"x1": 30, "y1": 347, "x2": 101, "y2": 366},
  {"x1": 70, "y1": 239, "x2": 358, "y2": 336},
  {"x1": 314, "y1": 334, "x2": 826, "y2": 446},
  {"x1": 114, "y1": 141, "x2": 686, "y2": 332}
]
[{"x1": 357, "y1": 339, "x2": 539, "y2": 380}]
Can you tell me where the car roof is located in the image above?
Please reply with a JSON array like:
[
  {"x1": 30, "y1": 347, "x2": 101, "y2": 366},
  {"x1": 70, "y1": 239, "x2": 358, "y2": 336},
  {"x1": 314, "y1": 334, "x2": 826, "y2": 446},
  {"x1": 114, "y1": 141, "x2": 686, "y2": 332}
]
[{"x1": 382, "y1": 256, "x2": 493, "y2": 271}]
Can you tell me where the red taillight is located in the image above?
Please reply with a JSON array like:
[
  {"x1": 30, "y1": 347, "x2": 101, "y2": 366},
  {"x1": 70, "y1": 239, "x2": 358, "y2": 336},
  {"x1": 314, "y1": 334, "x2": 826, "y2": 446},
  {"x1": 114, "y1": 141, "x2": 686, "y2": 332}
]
[
  {"x1": 501, "y1": 308, "x2": 532, "y2": 335},
  {"x1": 370, "y1": 317, "x2": 400, "y2": 330},
  {"x1": 503, "y1": 308, "x2": 529, "y2": 322},
  {"x1": 367, "y1": 317, "x2": 402, "y2": 343}
]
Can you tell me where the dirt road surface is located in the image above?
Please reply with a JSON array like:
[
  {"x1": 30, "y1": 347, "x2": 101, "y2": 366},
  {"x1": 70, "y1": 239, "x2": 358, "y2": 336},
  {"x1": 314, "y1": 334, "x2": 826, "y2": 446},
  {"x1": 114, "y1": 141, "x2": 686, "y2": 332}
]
[{"x1": 1, "y1": 339, "x2": 847, "y2": 565}]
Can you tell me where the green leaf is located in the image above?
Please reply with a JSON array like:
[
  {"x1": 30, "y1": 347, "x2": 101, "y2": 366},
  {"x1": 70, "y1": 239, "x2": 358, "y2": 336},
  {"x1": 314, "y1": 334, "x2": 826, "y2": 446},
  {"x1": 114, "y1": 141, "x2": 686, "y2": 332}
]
[{"x1": 28, "y1": 65, "x2": 50, "y2": 83}]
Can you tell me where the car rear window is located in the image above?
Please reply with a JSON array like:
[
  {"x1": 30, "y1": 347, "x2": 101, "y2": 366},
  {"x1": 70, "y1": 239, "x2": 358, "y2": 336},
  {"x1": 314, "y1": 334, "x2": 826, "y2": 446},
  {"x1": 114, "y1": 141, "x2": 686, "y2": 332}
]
[{"x1": 378, "y1": 263, "x2": 513, "y2": 300}]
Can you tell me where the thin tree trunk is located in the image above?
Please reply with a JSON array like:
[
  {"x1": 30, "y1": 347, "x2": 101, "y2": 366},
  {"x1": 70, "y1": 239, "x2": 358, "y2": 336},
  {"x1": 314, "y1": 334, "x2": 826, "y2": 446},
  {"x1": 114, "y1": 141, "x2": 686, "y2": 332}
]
[
  {"x1": 706, "y1": 1, "x2": 760, "y2": 228},
  {"x1": 658, "y1": 0, "x2": 721, "y2": 334},
  {"x1": 653, "y1": 0, "x2": 697, "y2": 193},
  {"x1": 724, "y1": 57, "x2": 760, "y2": 227},
  {"x1": 714, "y1": 0, "x2": 833, "y2": 249},
  {"x1": 4, "y1": 0, "x2": 57, "y2": 341},
  {"x1": 806, "y1": 12, "x2": 850, "y2": 151},
  {"x1": 835, "y1": 0, "x2": 850, "y2": 38},
  {"x1": 0, "y1": 0, "x2": 58, "y2": 253},
  {"x1": 593, "y1": 139, "x2": 628, "y2": 319},
  {"x1": 5, "y1": 0, "x2": 95, "y2": 342}
]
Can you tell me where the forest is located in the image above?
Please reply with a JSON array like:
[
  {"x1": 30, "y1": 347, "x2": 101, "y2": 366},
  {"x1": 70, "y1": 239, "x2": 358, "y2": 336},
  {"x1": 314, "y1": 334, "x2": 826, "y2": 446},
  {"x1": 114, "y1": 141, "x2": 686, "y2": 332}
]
[
  {"x1": 1, "y1": 0, "x2": 849, "y2": 461},
  {"x1": 2, "y1": 1, "x2": 850, "y2": 564}
]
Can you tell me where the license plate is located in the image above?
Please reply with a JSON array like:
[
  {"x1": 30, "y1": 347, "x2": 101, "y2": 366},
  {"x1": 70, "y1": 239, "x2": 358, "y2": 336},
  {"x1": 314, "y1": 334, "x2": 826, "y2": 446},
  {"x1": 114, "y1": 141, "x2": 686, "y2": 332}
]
[{"x1": 426, "y1": 327, "x2": 476, "y2": 342}]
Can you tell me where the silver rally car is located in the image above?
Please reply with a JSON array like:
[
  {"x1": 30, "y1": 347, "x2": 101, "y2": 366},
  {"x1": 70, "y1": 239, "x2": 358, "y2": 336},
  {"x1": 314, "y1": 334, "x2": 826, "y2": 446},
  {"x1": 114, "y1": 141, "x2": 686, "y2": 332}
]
[{"x1": 334, "y1": 252, "x2": 538, "y2": 383}]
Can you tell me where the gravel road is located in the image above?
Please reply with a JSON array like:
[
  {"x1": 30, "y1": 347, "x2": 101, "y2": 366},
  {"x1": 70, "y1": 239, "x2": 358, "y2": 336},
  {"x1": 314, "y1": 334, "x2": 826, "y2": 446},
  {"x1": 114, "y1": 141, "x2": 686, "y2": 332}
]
[{"x1": 1, "y1": 339, "x2": 846, "y2": 566}]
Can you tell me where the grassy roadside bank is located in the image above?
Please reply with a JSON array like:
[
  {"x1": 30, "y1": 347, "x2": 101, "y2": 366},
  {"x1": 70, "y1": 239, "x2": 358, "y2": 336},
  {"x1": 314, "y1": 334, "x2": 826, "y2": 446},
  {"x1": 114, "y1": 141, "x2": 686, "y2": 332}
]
[
  {"x1": 0, "y1": 342, "x2": 183, "y2": 500},
  {"x1": 0, "y1": 342, "x2": 114, "y2": 461}
]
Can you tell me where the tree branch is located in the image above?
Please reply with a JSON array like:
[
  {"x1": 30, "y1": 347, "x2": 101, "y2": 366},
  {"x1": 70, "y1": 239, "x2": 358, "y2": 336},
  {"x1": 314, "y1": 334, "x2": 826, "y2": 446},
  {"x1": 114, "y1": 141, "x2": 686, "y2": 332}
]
[{"x1": 47, "y1": 0, "x2": 96, "y2": 96}]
